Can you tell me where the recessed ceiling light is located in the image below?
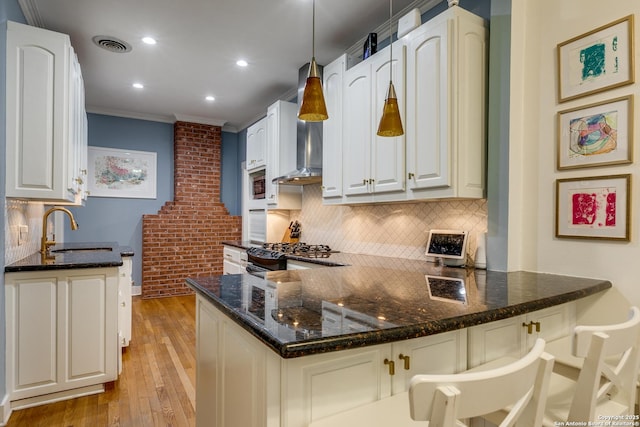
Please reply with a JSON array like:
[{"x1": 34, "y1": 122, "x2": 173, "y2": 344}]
[
  {"x1": 132, "y1": 83, "x2": 144, "y2": 89},
  {"x1": 236, "y1": 59, "x2": 248, "y2": 67},
  {"x1": 142, "y1": 36, "x2": 157, "y2": 45},
  {"x1": 205, "y1": 95, "x2": 215, "y2": 101}
]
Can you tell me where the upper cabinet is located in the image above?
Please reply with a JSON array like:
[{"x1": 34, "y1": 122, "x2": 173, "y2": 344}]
[
  {"x1": 342, "y1": 40, "x2": 406, "y2": 203},
  {"x1": 321, "y1": 54, "x2": 347, "y2": 201},
  {"x1": 246, "y1": 118, "x2": 267, "y2": 172},
  {"x1": 265, "y1": 101, "x2": 301, "y2": 210},
  {"x1": 321, "y1": 5, "x2": 487, "y2": 205},
  {"x1": 405, "y1": 6, "x2": 487, "y2": 200},
  {"x1": 6, "y1": 21, "x2": 88, "y2": 204},
  {"x1": 244, "y1": 100, "x2": 301, "y2": 212}
]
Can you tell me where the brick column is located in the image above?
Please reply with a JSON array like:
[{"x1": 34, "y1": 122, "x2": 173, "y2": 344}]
[{"x1": 142, "y1": 121, "x2": 242, "y2": 298}]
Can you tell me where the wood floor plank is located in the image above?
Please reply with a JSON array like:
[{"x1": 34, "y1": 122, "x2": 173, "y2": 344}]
[{"x1": 6, "y1": 295, "x2": 197, "y2": 427}]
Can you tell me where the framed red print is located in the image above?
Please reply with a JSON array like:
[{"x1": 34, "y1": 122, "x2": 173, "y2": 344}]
[{"x1": 556, "y1": 174, "x2": 630, "y2": 241}]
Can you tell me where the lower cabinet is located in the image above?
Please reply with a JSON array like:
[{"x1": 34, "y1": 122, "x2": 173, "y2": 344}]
[
  {"x1": 5, "y1": 267, "x2": 119, "y2": 407},
  {"x1": 222, "y1": 245, "x2": 248, "y2": 274},
  {"x1": 195, "y1": 293, "x2": 466, "y2": 427},
  {"x1": 467, "y1": 302, "x2": 576, "y2": 368}
]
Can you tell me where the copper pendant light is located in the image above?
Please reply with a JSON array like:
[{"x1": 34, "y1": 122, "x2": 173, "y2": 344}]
[
  {"x1": 377, "y1": 0, "x2": 404, "y2": 137},
  {"x1": 298, "y1": 0, "x2": 328, "y2": 121}
]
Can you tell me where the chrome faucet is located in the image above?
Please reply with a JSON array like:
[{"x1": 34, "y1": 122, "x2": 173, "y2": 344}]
[{"x1": 41, "y1": 207, "x2": 79, "y2": 258}]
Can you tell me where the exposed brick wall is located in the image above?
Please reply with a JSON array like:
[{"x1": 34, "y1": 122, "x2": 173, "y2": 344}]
[{"x1": 141, "y1": 121, "x2": 242, "y2": 298}]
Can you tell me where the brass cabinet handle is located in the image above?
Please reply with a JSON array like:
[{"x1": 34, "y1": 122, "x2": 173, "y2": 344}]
[
  {"x1": 384, "y1": 358, "x2": 395, "y2": 375},
  {"x1": 522, "y1": 321, "x2": 541, "y2": 334},
  {"x1": 408, "y1": 172, "x2": 415, "y2": 180},
  {"x1": 398, "y1": 354, "x2": 410, "y2": 370}
]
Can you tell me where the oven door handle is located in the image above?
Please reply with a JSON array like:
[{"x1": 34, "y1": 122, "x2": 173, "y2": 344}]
[{"x1": 246, "y1": 264, "x2": 268, "y2": 276}]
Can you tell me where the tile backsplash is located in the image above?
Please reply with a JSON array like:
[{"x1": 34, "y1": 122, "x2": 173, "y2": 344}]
[
  {"x1": 291, "y1": 184, "x2": 487, "y2": 261},
  {"x1": 5, "y1": 199, "x2": 45, "y2": 265}
]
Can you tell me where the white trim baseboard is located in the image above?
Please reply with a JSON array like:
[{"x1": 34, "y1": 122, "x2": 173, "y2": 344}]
[{"x1": 0, "y1": 393, "x2": 12, "y2": 426}]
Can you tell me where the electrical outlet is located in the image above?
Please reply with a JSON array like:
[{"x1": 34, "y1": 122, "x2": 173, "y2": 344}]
[{"x1": 18, "y1": 225, "x2": 28, "y2": 246}]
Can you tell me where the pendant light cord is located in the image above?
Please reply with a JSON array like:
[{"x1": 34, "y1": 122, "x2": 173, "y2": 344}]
[
  {"x1": 389, "y1": 0, "x2": 393, "y2": 82},
  {"x1": 312, "y1": 0, "x2": 316, "y2": 58}
]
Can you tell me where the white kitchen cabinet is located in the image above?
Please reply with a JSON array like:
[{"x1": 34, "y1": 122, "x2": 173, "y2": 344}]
[
  {"x1": 118, "y1": 257, "x2": 133, "y2": 349},
  {"x1": 246, "y1": 117, "x2": 267, "y2": 171},
  {"x1": 342, "y1": 41, "x2": 406, "y2": 201},
  {"x1": 404, "y1": 6, "x2": 487, "y2": 200},
  {"x1": 265, "y1": 100, "x2": 301, "y2": 209},
  {"x1": 195, "y1": 293, "x2": 465, "y2": 427},
  {"x1": 321, "y1": 54, "x2": 347, "y2": 201},
  {"x1": 5, "y1": 21, "x2": 88, "y2": 204},
  {"x1": 5, "y1": 267, "x2": 119, "y2": 408},
  {"x1": 223, "y1": 244, "x2": 248, "y2": 274},
  {"x1": 195, "y1": 294, "x2": 279, "y2": 427},
  {"x1": 467, "y1": 302, "x2": 576, "y2": 368}
]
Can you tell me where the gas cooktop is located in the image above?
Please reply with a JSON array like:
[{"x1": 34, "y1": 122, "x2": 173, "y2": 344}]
[{"x1": 262, "y1": 242, "x2": 336, "y2": 258}]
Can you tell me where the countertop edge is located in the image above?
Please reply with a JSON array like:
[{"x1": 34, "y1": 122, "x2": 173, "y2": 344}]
[
  {"x1": 4, "y1": 242, "x2": 134, "y2": 272},
  {"x1": 186, "y1": 275, "x2": 612, "y2": 359}
]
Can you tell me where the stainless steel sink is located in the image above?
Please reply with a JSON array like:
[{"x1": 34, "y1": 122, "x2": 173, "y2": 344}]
[{"x1": 52, "y1": 248, "x2": 113, "y2": 253}]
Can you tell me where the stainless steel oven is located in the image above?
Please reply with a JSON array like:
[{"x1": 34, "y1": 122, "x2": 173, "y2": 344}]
[{"x1": 245, "y1": 247, "x2": 288, "y2": 276}]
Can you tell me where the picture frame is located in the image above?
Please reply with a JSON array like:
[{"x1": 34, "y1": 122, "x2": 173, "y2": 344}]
[
  {"x1": 555, "y1": 174, "x2": 630, "y2": 241},
  {"x1": 557, "y1": 15, "x2": 634, "y2": 103},
  {"x1": 88, "y1": 146, "x2": 157, "y2": 199},
  {"x1": 557, "y1": 95, "x2": 633, "y2": 170}
]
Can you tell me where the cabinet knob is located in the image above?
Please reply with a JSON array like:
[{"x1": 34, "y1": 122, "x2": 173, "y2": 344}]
[
  {"x1": 408, "y1": 172, "x2": 415, "y2": 180},
  {"x1": 383, "y1": 358, "x2": 395, "y2": 376},
  {"x1": 398, "y1": 353, "x2": 410, "y2": 370},
  {"x1": 121, "y1": 301, "x2": 126, "y2": 307}
]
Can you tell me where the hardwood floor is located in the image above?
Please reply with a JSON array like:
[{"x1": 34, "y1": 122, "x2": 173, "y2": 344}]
[{"x1": 7, "y1": 295, "x2": 197, "y2": 427}]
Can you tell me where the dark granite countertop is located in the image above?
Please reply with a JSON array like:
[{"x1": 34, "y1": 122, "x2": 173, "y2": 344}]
[
  {"x1": 187, "y1": 261, "x2": 612, "y2": 359},
  {"x1": 4, "y1": 242, "x2": 134, "y2": 272}
]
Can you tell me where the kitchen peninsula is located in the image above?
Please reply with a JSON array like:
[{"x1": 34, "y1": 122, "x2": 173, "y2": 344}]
[{"x1": 186, "y1": 254, "x2": 621, "y2": 427}]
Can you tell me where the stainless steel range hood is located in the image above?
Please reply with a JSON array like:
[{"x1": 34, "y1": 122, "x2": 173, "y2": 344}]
[{"x1": 273, "y1": 63, "x2": 323, "y2": 185}]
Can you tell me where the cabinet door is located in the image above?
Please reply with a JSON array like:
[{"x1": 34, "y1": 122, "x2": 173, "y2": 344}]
[
  {"x1": 5, "y1": 275, "x2": 59, "y2": 400},
  {"x1": 284, "y1": 344, "x2": 392, "y2": 426},
  {"x1": 467, "y1": 315, "x2": 527, "y2": 369},
  {"x1": 322, "y1": 55, "x2": 346, "y2": 199},
  {"x1": 405, "y1": 18, "x2": 450, "y2": 191},
  {"x1": 391, "y1": 329, "x2": 467, "y2": 394},
  {"x1": 246, "y1": 118, "x2": 267, "y2": 171},
  {"x1": 370, "y1": 42, "x2": 406, "y2": 195},
  {"x1": 6, "y1": 21, "x2": 75, "y2": 202},
  {"x1": 63, "y1": 270, "x2": 119, "y2": 386},
  {"x1": 342, "y1": 59, "x2": 372, "y2": 196},
  {"x1": 265, "y1": 100, "x2": 299, "y2": 209}
]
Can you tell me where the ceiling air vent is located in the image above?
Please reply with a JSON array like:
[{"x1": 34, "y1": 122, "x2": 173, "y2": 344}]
[{"x1": 92, "y1": 35, "x2": 132, "y2": 53}]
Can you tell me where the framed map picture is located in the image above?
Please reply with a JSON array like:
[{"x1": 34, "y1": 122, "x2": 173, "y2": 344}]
[
  {"x1": 88, "y1": 146, "x2": 157, "y2": 199},
  {"x1": 557, "y1": 15, "x2": 634, "y2": 102}
]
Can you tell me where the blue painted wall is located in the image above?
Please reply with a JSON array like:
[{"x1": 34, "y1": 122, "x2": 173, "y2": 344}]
[
  {"x1": 64, "y1": 113, "x2": 244, "y2": 289},
  {"x1": 65, "y1": 114, "x2": 174, "y2": 289},
  {"x1": 1, "y1": 0, "x2": 27, "y2": 407}
]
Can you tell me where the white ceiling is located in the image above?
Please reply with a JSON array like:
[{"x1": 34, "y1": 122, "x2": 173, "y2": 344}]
[{"x1": 18, "y1": 0, "x2": 440, "y2": 132}]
